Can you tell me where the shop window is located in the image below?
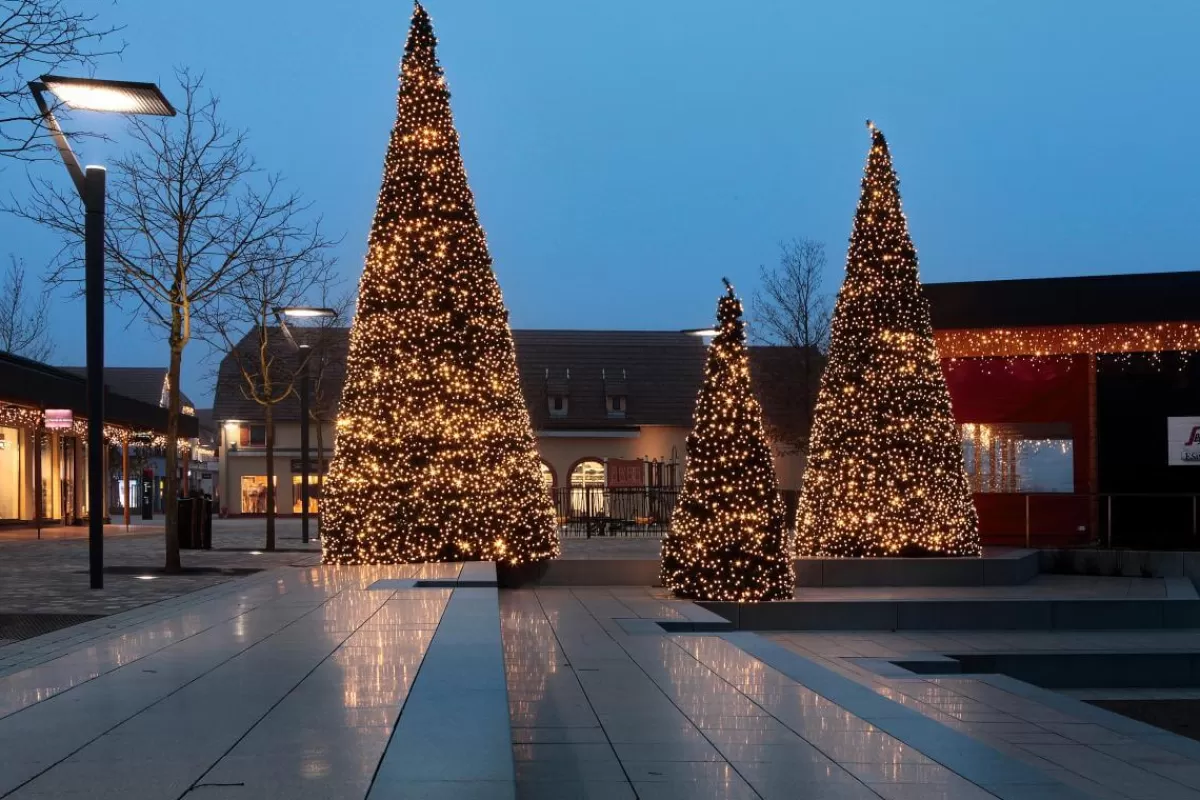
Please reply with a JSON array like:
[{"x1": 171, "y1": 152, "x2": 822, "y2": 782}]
[
  {"x1": 0, "y1": 427, "x2": 21, "y2": 520},
  {"x1": 292, "y1": 475, "x2": 320, "y2": 514},
  {"x1": 238, "y1": 425, "x2": 267, "y2": 448},
  {"x1": 240, "y1": 475, "x2": 277, "y2": 513},
  {"x1": 961, "y1": 423, "x2": 1074, "y2": 494},
  {"x1": 569, "y1": 459, "x2": 605, "y2": 515}
]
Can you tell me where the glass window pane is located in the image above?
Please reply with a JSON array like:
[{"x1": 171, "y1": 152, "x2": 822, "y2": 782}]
[{"x1": 961, "y1": 423, "x2": 1074, "y2": 494}]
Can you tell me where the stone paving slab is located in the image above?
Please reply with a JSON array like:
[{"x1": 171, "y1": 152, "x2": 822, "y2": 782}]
[
  {"x1": 0, "y1": 518, "x2": 320, "y2": 616},
  {"x1": 770, "y1": 629, "x2": 1200, "y2": 798}
]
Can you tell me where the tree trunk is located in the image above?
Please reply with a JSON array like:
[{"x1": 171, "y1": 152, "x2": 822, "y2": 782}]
[
  {"x1": 314, "y1": 414, "x2": 324, "y2": 537},
  {"x1": 265, "y1": 403, "x2": 276, "y2": 551},
  {"x1": 164, "y1": 343, "x2": 183, "y2": 573}
]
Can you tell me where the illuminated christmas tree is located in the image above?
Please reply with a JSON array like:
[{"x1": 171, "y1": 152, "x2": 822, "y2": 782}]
[
  {"x1": 320, "y1": 3, "x2": 558, "y2": 566},
  {"x1": 661, "y1": 281, "x2": 794, "y2": 601},
  {"x1": 797, "y1": 123, "x2": 979, "y2": 558}
]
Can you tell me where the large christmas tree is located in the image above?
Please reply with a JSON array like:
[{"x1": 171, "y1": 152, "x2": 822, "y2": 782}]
[
  {"x1": 320, "y1": 3, "x2": 558, "y2": 566},
  {"x1": 661, "y1": 281, "x2": 793, "y2": 601},
  {"x1": 797, "y1": 123, "x2": 979, "y2": 558}
]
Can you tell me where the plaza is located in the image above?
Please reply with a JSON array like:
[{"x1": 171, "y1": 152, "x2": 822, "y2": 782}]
[{"x1": 1, "y1": 523, "x2": 1200, "y2": 798}]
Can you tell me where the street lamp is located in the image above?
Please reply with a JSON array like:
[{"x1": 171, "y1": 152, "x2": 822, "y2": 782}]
[
  {"x1": 29, "y1": 75, "x2": 175, "y2": 590},
  {"x1": 275, "y1": 306, "x2": 336, "y2": 544}
]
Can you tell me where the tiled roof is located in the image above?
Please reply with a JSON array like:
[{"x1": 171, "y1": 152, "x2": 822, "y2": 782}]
[
  {"x1": 57, "y1": 366, "x2": 194, "y2": 409},
  {"x1": 210, "y1": 327, "x2": 814, "y2": 439}
]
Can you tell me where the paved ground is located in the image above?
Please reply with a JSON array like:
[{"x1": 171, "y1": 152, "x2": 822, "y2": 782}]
[
  {"x1": 4, "y1": 564, "x2": 1200, "y2": 798},
  {"x1": 0, "y1": 518, "x2": 320, "y2": 618}
]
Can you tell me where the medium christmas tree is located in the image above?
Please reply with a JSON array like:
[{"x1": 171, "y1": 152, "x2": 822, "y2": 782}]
[
  {"x1": 320, "y1": 3, "x2": 558, "y2": 566},
  {"x1": 797, "y1": 123, "x2": 979, "y2": 558},
  {"x1": 661, "y1": 281, "x2": 794, "y2": 601}
]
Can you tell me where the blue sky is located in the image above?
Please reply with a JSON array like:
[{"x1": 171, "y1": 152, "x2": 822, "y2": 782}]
[{"x1": 3, "y1": 0, "x2": 1198, "y2": 403}]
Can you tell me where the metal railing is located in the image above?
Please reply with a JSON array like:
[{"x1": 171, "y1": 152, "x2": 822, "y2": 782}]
[
  {"x1": 549, "y1": 487, "x2": 801, "y2": 538},
  {"x1": 1014, "y1": 492, "x2": 1200, "y2": 549}
]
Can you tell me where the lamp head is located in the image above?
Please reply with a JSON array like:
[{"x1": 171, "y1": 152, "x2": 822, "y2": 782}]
[{"x1": 39, "y1": 75, "x2": 175, "y2": 116}]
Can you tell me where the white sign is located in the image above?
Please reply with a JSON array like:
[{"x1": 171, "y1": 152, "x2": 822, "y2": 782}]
[
  {"x1": 45, "y1": 409, "x2": 73, "y2": 430},
  {"x1": 1167, "y1": 417, "x2": 1200, "y2": 466}
]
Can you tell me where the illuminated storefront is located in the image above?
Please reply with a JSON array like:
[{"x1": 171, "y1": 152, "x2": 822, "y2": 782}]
[
  {"x1": 0, "y1": 353, "x2": 198, "y2": 525},
  {"x1": 929, "y1": 271, "x2": 1200, "y2": 547}
]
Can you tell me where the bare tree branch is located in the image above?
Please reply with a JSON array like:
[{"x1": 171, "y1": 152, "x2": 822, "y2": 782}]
[
  {"x1": 0, "y1": 254, "x2": 53, "y2": 359},
  {"x1": 751, "y1": 238, "x2": 832, "y2": 456},
  {"x1": 0, "y1": 0, "x2": 124, "y2": 162}
]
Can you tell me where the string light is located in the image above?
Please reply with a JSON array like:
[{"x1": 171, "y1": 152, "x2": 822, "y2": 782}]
[
  {"x1": 797, "y1": 123, "x2": 980, "y2": 558},
  {"x1": 0, "y1": 402, "x2": 43, "y2": 430},
  {"x1": 320, "y1": 2, "x2": 558, "y2": 566},
  {"x1": 937, "y1": 322, "x2": 1200, "y2": 360},
  {"x1": 661, "y1": 280, "x2": 794, "y2": 601}
]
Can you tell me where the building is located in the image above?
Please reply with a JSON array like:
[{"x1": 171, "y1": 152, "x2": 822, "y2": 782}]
[
  {"x1": 0, "y1": 353, "x2": 199, "y2": 525},
  {"x1": 58, "y1": 366, "x2": 210, "y2": 512},
  {"x1": 929, "y1": 271, "x2": 1200, "y2": 547},
  {"x1": 212, "y1": 329, "x2": 810, "y2": 518},
  {"x1": 212, "y1": 270, "x2": 1200, "y2": 548}
]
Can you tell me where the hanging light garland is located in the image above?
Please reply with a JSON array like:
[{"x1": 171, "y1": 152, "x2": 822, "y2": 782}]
[
  {"x1": 797, "y1": 122, "x2": 981, "y2": 558},
  {"x1": 319, "y1": 2, "x2": 558, "y2": 566},
  {"x1": 937, "y1": 322, "x2": 1200, "y2": 361}
]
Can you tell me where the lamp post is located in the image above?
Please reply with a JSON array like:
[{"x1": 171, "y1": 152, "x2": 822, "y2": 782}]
[
  {"x1": 29, "y1": 75, "x2": 174, "y2": 590},
  {"x1": 275, "y1": 307, "x2": 335, "y2": 544}
]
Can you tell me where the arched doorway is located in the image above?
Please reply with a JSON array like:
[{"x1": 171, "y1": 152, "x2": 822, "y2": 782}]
[{"x1": 569, "y1": 458, "x2": 605, "y2": 516}]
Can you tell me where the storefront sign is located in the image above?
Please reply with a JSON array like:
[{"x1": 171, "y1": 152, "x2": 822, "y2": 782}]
[
  {"x1": 290, "y1": 458, "x2": 329, "y2": 474},
  {"x1": 607, "y1": 458, "x2": 645, "y2": 488},
  {"x1": 1168, "y1": 417, "x2": 1200, "y2": 465},
  {"x1": 45, "y1": 409, "x2": 73, "y2": 430}
]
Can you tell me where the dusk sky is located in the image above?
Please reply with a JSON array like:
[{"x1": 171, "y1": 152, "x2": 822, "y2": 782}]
[{"x1": 3, "y1": 0, "x2": 1198, "y2": 403}]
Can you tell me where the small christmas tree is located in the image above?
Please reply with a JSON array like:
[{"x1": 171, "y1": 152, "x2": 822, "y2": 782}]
[
  {"x1": 661, "y1": 281, "x2": 794, "y2": 601},
  {"x1": 320, "y1": 2, "x2": 558, "y2": 566},
  {"x1": 797, "y1": 123, "x2": 979, "y2": 558}
]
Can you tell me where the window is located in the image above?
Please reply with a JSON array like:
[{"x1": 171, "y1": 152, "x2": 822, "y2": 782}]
[
  {"x1": 0, "y1": 427, "x2": 22, "y2": 520},
  {"x1": 569, "y1": 459, "x2": 605, "y2": 515},
  {"x1": 549, "y1": 395, "x2": 568, "y2": 417},
  {"x1": 538, "y1": 461, "x2": 555, "y2": 490},
  {"x1": 238, "y1": 425, "x2": 266, "y2": 448},
  {"x1": 606, "y1": 395, "x2": 626, "y2": 417},
  {"x1": 240, "y1": 475, "x2": 277, "y2": 513},
  {"x1": 292, "y1": 475, "x2": 320, "y2": 514},
  {"x1": 961, "y1": 423, "x2": 1074, "y2": 494}
]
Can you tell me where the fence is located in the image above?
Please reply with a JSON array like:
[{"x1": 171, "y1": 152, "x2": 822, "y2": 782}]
[
  {"x1": 974, "y1": 492, "x2": 1200, "y2": 550},
  {"x1": 550, "y1": 487, "x2": 1200, "y2": 549},
  {"x1": 549, "y1": 487, "x2": 801, "y2": 538}
]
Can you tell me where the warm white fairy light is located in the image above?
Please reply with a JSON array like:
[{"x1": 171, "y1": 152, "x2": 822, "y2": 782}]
[
  {"x1": 320, "y1": 2, "x2": 557, "y2": 566},
  {"x1": 661, "y1": 281, "x2": 794, "y2": 601},
  {"x1": 797, "y1": 123, "x2": 980, "y2": 558}
]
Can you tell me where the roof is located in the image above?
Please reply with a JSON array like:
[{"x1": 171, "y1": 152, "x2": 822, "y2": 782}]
[
  {"x1": 211, "y1": 327, "x2": 813, "y2": 435},
  {"x1": 926, "y1": 271, "x2": 1200, "y2": 330},
  {"x1": 57, "y1": 366, "x2": 194, "y2": 409},
  {"x1": 0, "y1": 351, "x2": 199, "y2": 436}
]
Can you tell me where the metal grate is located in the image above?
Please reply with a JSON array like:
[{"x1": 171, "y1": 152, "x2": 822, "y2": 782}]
[{"x1": 0, "y1": 614, "x2": 105, "y2": 642}]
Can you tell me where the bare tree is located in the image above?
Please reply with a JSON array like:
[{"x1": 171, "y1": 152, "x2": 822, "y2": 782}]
[
  {"x1": 16, "y1": 71, "x2": 329, "y2": 571},
  {"x1": 0, "y1": 255, "x2": 52, "y2": 359},
  {"x1": 1, "y1": 0, "x2": 122, "y2": 160},
  {"x1": 751, "y1": 238, "x2": 832, "y2": 454},
  {"x1": 201, "y1": 237, "x2": 336, "y2": 551}
]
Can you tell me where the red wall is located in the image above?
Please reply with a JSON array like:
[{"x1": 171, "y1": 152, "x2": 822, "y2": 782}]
[{"x1": 943, "y1": 356, "x2": 1094, "y2": 546}]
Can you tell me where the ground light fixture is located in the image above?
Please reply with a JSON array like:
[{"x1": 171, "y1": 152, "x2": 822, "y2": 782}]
[
  {"x1": 274, "y1": 306, "x2": 336, "y2": 545},
  {"x1": 29, "y1": 75, "x2": 175, "y2": 591}
]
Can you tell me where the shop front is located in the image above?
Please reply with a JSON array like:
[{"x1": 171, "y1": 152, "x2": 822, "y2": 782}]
[{"x1": 0, "y1": 352, "x2": 198, "y2": 526}]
